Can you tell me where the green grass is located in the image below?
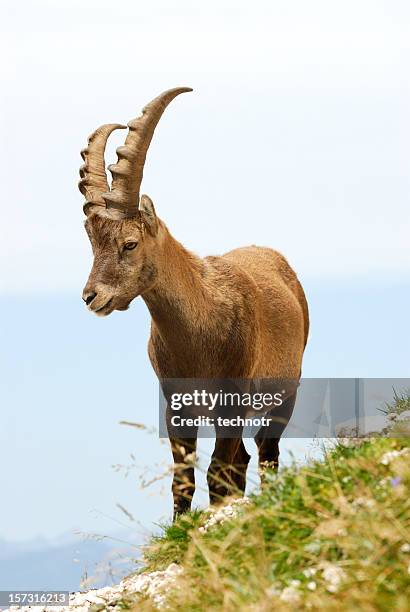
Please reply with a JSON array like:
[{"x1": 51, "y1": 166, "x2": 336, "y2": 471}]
[
  {"x1": 129, "y1": 400, "x2": 410, "y2": 611},
  {"x1": 142, "y1": 510, "x2": 204, "y2": 572},
  {"x1": 383, "y1": 389, "x2": 410, "y2": 416}
]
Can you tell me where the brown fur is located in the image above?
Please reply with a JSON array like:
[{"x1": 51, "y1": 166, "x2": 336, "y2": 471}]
[{"x1": 83, "y1": 202, "x2": 309, "y2": 515}]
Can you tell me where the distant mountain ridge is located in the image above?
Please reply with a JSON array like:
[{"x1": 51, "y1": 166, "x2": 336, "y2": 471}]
[{"x1": 0, "y1": 531, "x2": 141, "y2": 592}]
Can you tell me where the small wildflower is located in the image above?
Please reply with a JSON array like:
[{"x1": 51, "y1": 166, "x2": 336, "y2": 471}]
[
  {"x1": 353, "y1": 497, "x2": 376, "y2": 509},
  {"x1": 280, "y1": 586, "x2": 300, "y2": 603},
  {"x1": 303, "y1": 568, "x2": 317, "y2": 578},
  {"x1": 400, "y1": 543, "x2": 410, "y2": 553},
  {"x1": 391, "y1": 476, "x2": 402, "y2": 487},
  {"x1": 265, "y1": 585, "x2": 281, "y2": 597},
  {"x1": 307, "y1": 581, "x2": 317, "y2": 591},
  {"x1": 304, "y1": 541, "x2": 321, "y2": 554},
  {"x1": 321, "y1": 563, "x2": 346, "y2": 593},
  {"x1": 379, "y1": 448, "x2": 410, "y2": 465}
]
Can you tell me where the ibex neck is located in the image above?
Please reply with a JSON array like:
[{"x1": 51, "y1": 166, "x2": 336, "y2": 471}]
[
  {"x1": 140, "y1": 224, "x2": 254, "y2": 378},
  {"x1": 141, "y1": 226, "x2": 210, "y2": 335}
]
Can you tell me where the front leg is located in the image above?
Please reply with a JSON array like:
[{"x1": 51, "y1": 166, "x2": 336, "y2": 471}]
[
  {"x1": 167, "y1": 434, "x2": 198, "y2": 518},
  {"x1": 168, "y1": 436, "x2": 197, "y2": 518},
  {"x1": 166, "y1": 402, "x2": 198, "y2": 518}
]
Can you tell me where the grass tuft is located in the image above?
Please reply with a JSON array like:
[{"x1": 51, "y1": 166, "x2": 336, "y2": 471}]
[{"x1": 129, "y1": 396, "x2": 410, "y2": 610}]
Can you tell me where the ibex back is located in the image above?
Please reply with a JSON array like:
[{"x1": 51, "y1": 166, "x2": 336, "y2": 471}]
[{"x1": 79, "y1": 88, "x2": 309, "y2": 517}]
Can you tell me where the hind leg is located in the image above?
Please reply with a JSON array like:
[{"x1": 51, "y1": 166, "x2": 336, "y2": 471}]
[
  {"x1": 254, "y1": 391, "x2": 297, "y2": 480},
  {"x1": 230, "y1": 439, "x2": 251, "y2": 494}
]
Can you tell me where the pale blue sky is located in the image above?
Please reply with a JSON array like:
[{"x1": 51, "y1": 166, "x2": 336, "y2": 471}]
[{"x1": 0, "y1": 0, "x2": 409, "y2": 590}]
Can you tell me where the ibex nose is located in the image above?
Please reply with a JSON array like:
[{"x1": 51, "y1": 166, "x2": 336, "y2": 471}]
[{"x1": 82, "y1": 291, "x2": 97, "y2": 306}]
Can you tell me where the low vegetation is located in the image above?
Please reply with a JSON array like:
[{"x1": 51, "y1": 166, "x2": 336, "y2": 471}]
[{"x1": 127, "y1": 395, "x2": 410, "y2": 611}]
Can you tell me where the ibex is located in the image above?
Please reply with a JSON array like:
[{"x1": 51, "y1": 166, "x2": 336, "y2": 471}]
[{"x1": 79, "y1": 87, "x2": 309, "y2": 517}]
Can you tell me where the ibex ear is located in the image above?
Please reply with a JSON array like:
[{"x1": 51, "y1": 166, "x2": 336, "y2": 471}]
[{"x1": 139, "y1": 195, "x2": 158, "y2": 236}]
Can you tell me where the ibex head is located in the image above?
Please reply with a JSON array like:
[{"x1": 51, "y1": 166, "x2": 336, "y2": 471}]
[{"x1": 79, "y1": 87, "x2": 192, "y2": 316}]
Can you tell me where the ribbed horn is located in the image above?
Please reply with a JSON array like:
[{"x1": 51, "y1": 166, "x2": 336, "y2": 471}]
[
  {"x1": 79, "y1": 123, "x2": 126, "y2": 215},
  {"x1": 102, "y1": 87, "x2": 193, "y2": 217}
]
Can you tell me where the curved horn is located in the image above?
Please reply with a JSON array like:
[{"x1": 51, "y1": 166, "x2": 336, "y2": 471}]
[
  {"x1": 102, "y1": 87, "x2": 193, "y2": 217},
  {"x1": 79, "y1": 123, "x2": 126, "y2": 215}
]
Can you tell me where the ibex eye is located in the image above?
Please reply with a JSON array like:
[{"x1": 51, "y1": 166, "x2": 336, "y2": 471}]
[{"x1": 124, "y1": 242, "x2": 138, "y2": 251}]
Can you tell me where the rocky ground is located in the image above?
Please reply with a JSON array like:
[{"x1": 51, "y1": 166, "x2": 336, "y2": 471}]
[
  {"x1": 5, "y1": 562, "x2": 181, "y2": 611},
  {"x1": 4, "y1": 499, "x2": 251, "y2": 612}
]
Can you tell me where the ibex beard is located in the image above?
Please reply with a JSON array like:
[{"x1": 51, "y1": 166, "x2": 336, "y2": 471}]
[{"x1": 79, "y1": 87, "x2": 309, "y2": 518}]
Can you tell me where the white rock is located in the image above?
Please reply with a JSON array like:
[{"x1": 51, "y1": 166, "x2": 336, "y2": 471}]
[
  {"x1": 4, "y1": 563, "x2": 183, "y2": 611},
  {"x1": 198, "y1": 496, "x2": 250, "y2": 533}
]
